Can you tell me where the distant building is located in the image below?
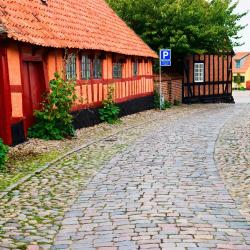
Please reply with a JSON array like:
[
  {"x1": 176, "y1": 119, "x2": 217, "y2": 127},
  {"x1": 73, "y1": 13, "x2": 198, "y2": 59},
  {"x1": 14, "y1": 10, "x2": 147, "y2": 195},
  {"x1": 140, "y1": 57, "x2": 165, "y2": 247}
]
[
  {"x1": 155, "y1": 53, "x2": 234, "y2": 104},
  {"x1": 232, "y1": 52, "x2": 250, "y2": 89}
]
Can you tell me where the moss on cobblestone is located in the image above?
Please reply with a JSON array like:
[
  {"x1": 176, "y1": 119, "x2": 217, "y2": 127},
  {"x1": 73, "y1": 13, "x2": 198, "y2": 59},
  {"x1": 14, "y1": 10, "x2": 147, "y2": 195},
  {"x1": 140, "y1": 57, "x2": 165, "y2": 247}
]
[
  {"x1": 0, "y1": 107, "x2": 187, "y2": 193},
  {"x1": 0, "y1": 151, "x2": 59, "y2": 191},
  {"x1": 0, "y1": 140, "x2": 130, "y2": 248},
  {"x1": 2, "y1": 105, "x2": 222, "y2": 249}
]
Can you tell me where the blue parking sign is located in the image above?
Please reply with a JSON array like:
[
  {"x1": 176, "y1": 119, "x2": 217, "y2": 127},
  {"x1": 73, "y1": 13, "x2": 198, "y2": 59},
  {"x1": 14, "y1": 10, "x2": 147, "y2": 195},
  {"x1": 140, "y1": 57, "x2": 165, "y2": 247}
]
[{"x1": 160, "y1": 49, "x2": 171, "y2": 67}]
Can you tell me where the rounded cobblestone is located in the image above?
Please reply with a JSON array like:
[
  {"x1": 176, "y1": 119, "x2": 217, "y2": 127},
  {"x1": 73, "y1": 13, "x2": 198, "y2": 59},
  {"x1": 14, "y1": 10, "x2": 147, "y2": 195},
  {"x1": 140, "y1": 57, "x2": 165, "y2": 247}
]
[
  {"x1": 215, "y1": 104, "x2": 250, "y2": 222},
  {"x1": 0, "y1": 104, "x2": 249, "y2": 250},
  {"x1": 0, "y1": 105, "x2": 200, "y2": 249},
  {"x1": 52, "y1": 104, "x2": 250, "y2": 250}
]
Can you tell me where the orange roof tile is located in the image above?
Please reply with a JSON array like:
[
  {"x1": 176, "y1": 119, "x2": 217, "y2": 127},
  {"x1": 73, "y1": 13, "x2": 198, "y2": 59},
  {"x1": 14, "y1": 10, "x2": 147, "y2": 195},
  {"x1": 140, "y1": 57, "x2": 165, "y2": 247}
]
[
  {"x1": 0, "y1": 0, "x2": 157, "y2": 58},
  {"x1": 233, "y1": 52, "x2": 250, "y2": 73}
]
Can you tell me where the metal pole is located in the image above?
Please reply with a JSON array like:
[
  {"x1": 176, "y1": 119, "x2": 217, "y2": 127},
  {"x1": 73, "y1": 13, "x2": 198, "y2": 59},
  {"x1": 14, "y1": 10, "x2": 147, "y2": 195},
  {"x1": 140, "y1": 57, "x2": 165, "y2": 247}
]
[{"x1": 159, "y1": 65, "x2": 162, "y2": 110}]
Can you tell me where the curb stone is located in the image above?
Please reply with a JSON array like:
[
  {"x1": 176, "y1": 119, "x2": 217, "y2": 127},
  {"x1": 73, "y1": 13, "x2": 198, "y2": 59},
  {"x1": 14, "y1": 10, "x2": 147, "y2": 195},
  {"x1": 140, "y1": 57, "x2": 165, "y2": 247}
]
[
  {"x1": 0, "y1": 115, "x2": 165, "y2": 200},
  {"x1": 0, "y1": 104, "x2": 225, "y2": 200}
]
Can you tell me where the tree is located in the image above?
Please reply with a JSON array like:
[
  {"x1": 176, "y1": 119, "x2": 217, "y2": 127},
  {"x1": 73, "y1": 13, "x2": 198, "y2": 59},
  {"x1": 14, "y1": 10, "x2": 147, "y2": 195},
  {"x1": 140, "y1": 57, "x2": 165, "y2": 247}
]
[
  {"x1": 107, "y1": 0, "x2": 247, "y2": 55},
  {"x1": 235, "y1": 73, "x2": 242, "y2": 89}
]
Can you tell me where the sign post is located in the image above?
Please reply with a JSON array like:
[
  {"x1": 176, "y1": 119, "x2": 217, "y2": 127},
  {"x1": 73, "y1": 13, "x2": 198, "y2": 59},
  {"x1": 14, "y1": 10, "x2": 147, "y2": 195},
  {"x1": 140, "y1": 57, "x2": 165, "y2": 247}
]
[{"x1": 159, "y1": 49, "x2": 171, "y2": 110}]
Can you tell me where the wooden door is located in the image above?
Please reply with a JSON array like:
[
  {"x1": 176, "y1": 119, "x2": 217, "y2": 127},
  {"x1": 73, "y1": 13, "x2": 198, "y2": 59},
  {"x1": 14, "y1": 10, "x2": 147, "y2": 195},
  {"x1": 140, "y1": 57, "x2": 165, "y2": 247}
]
[
  {"x1": 0, "y1": 47, "x2": 12, "y2": 145},
  {"x1": 23, "y1": 61, "x2": 46, "y2": 130}
]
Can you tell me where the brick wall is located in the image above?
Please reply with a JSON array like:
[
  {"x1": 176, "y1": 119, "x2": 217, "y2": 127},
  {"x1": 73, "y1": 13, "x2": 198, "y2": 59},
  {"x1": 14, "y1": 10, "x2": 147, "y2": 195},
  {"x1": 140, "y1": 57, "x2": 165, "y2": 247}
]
[{"x1": 154, "y1": 75, "x2": 183, "y2": 104}]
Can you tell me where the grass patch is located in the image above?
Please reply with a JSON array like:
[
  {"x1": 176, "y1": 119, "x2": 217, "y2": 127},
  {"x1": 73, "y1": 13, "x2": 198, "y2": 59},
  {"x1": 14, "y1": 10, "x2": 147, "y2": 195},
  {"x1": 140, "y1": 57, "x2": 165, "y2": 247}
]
[{"x1": 0, "y1": 151, "x2": 60, "y2": 191}]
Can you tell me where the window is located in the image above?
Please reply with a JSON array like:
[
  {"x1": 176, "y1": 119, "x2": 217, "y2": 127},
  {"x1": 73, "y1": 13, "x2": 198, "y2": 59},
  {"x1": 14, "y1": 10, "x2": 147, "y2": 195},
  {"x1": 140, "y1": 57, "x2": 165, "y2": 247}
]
[
  {"x1": 81, "y1": 55, "x2": 91, "y2": 80},
  {"x1": 236, "y1": 60, "x2": 241, "y2": 68},
  {"x1": 194, "y1": 63, "x2": 204, "y2": 83},
  {"x1": 81, "y1": 54, "x2": 103, "y2": 80},
  {"x1": 133, "y1": 60, "x2": 138, "y2": 77},
  {"x1": 113, "y1": 62, "x2": 122, "y2": 79},
  {"x1": 233, "y1": 75, "x2": 245, "y2": 83},
  {"x1": 66, "y1": 53, "x2": 76, "y2": 80},
  {"x1": 93, "y1": 57, "x2": 102, "y2": 79}
]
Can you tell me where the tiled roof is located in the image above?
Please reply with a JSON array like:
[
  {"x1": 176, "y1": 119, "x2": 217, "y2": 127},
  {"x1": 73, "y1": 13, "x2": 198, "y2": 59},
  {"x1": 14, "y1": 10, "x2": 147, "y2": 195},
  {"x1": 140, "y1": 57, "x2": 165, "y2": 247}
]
[
  {"x1": 233, "y1": 52, "x2": 250, "y2": 73},
  {"x1": 0, "y1": 0, "x2": 157, "y2": 58}
]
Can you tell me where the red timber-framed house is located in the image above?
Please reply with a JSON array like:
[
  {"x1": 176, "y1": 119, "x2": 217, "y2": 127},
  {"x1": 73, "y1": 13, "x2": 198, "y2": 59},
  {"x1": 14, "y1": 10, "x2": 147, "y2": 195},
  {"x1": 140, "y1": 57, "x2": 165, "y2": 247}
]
[
  {"x1": 182, "y1": 53, "x2": 234, "y2": 103},
  {"x1": 156, "y1": 52, "x2": 234, "y2": 105},
  {"x1": 0, "y1": 0, "x2": 157, "y2": 145}
]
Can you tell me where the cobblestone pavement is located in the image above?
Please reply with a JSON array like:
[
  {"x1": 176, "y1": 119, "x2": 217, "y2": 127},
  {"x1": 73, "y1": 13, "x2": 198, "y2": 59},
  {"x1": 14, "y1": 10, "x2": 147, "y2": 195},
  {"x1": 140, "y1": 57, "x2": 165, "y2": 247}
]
[
  {"x1": 0, "y1": 105, "x2": 208, "y2": 250},
  {"x1": 215, "y1": 104, "x2": 250, "y2": 222},
  {"x1": 233, "y1": 91, "x2": 250, "y2": 104},
  {"x1": 0, "y1": 104, "x2": 250, "y2": 250},
  {"x1": 52, "y1": 104, "x2": 250, "y2": 250}
]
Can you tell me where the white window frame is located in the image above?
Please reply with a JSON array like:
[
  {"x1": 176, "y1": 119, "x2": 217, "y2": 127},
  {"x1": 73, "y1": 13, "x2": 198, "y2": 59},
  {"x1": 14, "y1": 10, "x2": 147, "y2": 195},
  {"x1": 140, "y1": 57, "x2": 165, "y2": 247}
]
[{"x1": 194, "y1": 63, "x2": 204, "y2": 83}]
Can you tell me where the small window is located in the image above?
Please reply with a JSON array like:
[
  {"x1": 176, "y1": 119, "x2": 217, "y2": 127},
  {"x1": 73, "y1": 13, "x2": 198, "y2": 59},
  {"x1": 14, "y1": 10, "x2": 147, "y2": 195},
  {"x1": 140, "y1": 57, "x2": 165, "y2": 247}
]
[
  {"x1": 133, "y1": 60, "x2": 138, "y2": 77},
  {"x1": 194, "y1": 63, "x2": 204, "y2": 83},
  {"x1": 234, "y1": 75, "x2": 245, "y2": 83},
  {"x1": 113, "y1": 62, "x2": 122, "y2": 79},
  {"x1": 236, "y1": 60, "x2": 241, "y2": 68},
  {"x1": 66, "y1": 53, "x2": 76, "y2": 80},
  {"x1": 93, "y1": 57, "x2": 102, "y2": 79},
  {"x1": 81, "y1": 55, "x2": 91, "y2": 80}
]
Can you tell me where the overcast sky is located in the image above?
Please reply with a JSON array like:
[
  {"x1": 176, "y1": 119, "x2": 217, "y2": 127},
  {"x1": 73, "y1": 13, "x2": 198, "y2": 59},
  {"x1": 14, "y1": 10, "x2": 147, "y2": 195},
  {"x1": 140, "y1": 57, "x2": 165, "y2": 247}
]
[{"x1": 234, "y1": 0, "x2": 250, "y2": 52}]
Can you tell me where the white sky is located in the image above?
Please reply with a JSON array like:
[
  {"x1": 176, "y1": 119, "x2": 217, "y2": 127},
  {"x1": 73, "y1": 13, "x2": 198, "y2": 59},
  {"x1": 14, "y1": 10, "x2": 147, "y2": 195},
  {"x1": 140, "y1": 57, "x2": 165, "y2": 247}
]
[{"x1": 234, "y1": 0, "x2": 250, "y2": 52}]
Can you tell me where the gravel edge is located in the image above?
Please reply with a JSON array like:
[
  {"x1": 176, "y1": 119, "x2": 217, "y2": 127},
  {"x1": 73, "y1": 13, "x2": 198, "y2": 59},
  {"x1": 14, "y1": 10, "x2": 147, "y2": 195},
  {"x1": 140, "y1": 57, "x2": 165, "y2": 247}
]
[{"x1": 0, "y1": 116, "x2": 161, "y2": 200}]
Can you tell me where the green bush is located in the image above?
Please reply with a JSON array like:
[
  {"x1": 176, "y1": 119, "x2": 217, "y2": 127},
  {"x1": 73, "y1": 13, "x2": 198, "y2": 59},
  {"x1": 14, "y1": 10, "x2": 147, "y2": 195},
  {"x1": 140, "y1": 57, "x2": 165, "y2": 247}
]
[
  {"x1": 0, "y1": 139, "x2": 9, "y2": 171},
  {"x1": 174, "y1": 99, "x2": 181, "y2": 106},
  {"x1": 99, "y1": 86, "x2": 120, "y2": 124},
  {"x1": 154, "y1": 90, "x2": 171, "y2": 110},
  {"x1": 28, "y1": 72, "x2": 77, "y2": 140},
  {"x1": 239, "y1": 86, "x2": 246, "y2": 91}
]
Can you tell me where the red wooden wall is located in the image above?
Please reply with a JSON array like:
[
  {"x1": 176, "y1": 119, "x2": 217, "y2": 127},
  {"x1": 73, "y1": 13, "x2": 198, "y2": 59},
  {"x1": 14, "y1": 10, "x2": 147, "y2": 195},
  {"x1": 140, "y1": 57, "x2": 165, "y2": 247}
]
[
  {"x1": 1, "y1": 41, "x2": 154, "y2": 144},
  {"x1": 0, "y1": 44, "x2": 12, "y2": 145}
]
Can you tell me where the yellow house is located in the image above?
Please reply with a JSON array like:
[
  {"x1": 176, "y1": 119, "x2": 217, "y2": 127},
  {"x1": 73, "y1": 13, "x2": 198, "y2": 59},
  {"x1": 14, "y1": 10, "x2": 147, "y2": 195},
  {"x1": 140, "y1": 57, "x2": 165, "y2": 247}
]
[{"x1": 232, "y1": 52, "x2": 250, "y2": 89}]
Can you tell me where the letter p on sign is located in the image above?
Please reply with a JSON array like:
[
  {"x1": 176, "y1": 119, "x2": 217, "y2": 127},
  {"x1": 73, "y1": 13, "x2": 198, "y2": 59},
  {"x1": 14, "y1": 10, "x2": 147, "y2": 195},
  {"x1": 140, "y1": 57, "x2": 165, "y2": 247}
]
[
  {"x1": 163, "y1": 51, "x2": 169, "y2": 59},
  {"x1": 160, "y1": 49, "x2": 171, "y2": 67}
]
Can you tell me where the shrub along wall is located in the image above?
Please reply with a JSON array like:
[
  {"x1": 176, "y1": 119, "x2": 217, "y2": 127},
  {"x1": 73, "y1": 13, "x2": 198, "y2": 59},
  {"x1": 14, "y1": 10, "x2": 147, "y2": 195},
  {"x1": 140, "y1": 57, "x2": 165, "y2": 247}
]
[
  {"x1": 72, "y1": 95, "x2": 154, "y2": 129},
  {"x1": 0, "y1": 139, "x2": 8, "y2": 171}
]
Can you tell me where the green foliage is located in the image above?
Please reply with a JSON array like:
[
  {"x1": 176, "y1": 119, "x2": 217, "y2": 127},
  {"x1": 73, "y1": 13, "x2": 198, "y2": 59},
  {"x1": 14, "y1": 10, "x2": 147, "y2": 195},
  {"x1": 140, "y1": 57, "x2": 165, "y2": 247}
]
[
  {"x1": 235, "y1": 73, "x2": 243, "y2": 89},
  {"x1": 154, "y1": 90, "x2": 171, "y2": 110},
  {"x1": 163, "y1": 100, "x2": 172, "y2": 109},
  {"x1": 107, "y1": 0, "x2": 247, "y2": 54},
  {"x1": 0, "y1": 139, "x2": 9, "y2": 171},
  {"x1": 239, "y1": 86, "x2": 246, "y2": 91},
  {"x1": 28, "y1": 73, "x2": 77, "y2": 140},
  {"x1": 174, "y1": 99, "x2": 181, "y2": 106},
  {"x1": 99, "y1": 86, "x2": 120, "y2": 124}
]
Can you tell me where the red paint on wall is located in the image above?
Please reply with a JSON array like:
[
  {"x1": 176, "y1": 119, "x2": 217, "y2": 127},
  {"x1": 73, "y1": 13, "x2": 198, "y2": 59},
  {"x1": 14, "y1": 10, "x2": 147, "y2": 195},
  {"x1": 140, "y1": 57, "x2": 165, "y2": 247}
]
[
  {"x1": 246, "y1": 81, "x2": 250, "y2": 90},
  {"x1": 3, "y1": 43, "x2": 154, "y2": 141},
  {"x1": 21, "y1": 61, "x2": 46, "y2": 133},
  {"x1": 0, "y1": 45, "x2": 12, "y2": 145}
]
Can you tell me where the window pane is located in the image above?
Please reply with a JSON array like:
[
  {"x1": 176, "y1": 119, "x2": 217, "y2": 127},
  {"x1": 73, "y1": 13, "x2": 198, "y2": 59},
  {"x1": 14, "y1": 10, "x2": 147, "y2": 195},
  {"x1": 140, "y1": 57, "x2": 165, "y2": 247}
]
[
  {"x1": 81, "y1": 55, "x2": 91, "y2": 80},
  {"x1": 194, "y1": 63, "x2": 204, "y2": 83},
  {"x1": 240, "y1": 76, "x2": 245, "y2": 82},
  {"x1": 113, "y1": 62, "x2": 122, "y2": 79},
  {"x1": 66, "y1": 53, "x2": 76, "y2": 80},
  {"x1": 93, "y1": 58, "x2": 102, "y2": 79},
  {"x1": 236, "y1": 60, "x2": 241, "y2": 68},
  {"x1": 133, "y1": 60, "x2": 138, "y2": 76}
]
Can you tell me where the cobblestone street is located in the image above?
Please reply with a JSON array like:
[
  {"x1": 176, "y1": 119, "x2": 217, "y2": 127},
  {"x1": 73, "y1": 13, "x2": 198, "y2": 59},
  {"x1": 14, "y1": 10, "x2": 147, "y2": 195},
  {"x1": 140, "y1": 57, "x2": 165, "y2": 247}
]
[
  {"x1": 51, "y1": 104, "x2": 250, "y2": 250},
  {"x1": 0, "y1": 104, "x2": 250, "y2": 250}
]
